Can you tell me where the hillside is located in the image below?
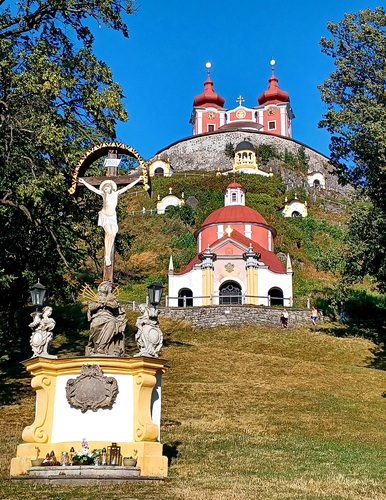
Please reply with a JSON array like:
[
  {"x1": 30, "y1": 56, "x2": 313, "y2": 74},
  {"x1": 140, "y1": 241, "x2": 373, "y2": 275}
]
[
  {"x1": 2, "y1": 319, "x2": 386, "y2": 499},
  {"x1": 95, "y1": 171, "x2": 352, "y2": 310}
]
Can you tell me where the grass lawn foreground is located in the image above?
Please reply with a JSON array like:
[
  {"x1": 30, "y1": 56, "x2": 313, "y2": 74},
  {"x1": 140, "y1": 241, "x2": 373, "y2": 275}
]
[{"x1": 1, "y1": 319, "x2": 386, "y2": 499}]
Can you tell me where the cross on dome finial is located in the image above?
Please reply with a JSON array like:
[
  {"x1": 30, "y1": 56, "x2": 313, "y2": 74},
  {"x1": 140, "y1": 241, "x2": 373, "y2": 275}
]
[
  {"x1": 270, "y1": 58, "x2": 276, "y2": 74},
  {"x1": 236, "y1": 95, "x2": 245, "y2": 106}
]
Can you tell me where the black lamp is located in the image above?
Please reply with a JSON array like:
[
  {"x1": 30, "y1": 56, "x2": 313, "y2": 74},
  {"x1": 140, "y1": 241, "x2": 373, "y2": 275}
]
[
  {"x1": 30, "y1": 280, "x2": 47, "y2": 311},
  {"x1": 147, "y1": 282, "x2": 164, "y2": 306}
]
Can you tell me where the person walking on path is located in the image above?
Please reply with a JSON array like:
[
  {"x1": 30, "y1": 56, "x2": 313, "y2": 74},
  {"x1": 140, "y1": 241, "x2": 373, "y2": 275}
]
[
  {"x1": 280, "y1": 308, "x2": 289, "y2": 329},
  {"x1": 311, "y1": 305, "x2": 318, "y2": 325},
  {"x1": 339, "y1": 301, "x2": 346, "y2": 323}
]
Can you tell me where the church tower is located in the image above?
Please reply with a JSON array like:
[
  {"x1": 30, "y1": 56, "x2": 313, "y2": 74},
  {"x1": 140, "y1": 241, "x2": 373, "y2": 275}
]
[
  {"x1": 190, "y1": 62, "x2": 226, "y2": 135},
  {"x1": 255, "y1": 59, "x2": 295, "y2": 138}
]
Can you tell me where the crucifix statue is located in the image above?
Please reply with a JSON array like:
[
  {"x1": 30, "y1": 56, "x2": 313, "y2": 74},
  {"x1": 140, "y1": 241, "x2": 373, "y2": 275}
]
[
  {"x1": 71, "y1": 141, "x2": 151, "y2": 282},
  {"x1": 79, "y1": 176, "x2": 142, "y2": 269}
]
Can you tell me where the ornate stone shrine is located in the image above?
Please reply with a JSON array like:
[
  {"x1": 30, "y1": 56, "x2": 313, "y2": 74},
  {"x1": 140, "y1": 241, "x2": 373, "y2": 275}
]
[{"x1": 10, "y1": 356, "x2": 168, "y2": 478}]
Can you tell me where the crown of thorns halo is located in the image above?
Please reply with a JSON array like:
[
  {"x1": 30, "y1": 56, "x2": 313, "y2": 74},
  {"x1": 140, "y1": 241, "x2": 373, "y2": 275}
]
[{"x1": 99, "y1": 180, "x2": 117, "y2": 191}]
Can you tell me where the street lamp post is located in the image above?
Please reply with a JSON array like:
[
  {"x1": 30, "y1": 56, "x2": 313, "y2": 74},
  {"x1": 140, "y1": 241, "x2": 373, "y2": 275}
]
[
  {"x1": 30, "y1": 280, "x2": 47, "y2": 311},
  {"x1": 147, "y1": 282, "x2": 164, "y2": 307}
]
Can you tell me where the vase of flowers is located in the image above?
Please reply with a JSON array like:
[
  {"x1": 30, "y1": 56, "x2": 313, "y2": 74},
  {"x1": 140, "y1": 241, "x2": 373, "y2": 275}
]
[{"x1": 71, "y1": 438, "x2": 101, "y2": 466}]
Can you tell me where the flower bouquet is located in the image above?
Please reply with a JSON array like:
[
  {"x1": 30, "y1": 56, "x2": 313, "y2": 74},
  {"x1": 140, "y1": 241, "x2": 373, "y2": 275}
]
[{"x1": 71, "y1": 439, "x2": 101, "y2": 466}]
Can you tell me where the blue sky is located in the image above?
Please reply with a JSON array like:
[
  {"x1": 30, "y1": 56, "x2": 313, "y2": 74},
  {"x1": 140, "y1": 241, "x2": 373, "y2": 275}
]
[{"x1": 92, "y1": 1, "x2": 382, "y2": 160}]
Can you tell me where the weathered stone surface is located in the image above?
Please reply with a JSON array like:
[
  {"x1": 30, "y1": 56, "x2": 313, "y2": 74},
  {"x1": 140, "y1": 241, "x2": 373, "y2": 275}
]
[
  {"x1": 154, "y1": 305, "x2": 312, "y2": 329},
  {"x1": 151, "y1": 130, "x2": 352, "y2": 196}
]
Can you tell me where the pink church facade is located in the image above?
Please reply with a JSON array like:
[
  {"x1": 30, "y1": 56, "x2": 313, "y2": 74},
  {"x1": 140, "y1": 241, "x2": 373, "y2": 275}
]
[{"x1": 168, "y1": 183, "x2": 293, "y2": 307}]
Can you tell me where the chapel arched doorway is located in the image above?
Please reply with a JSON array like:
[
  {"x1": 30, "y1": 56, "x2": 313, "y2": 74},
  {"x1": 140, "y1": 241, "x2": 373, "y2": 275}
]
[
  {"x1": 219, "y1": 281, "x2": 242, "y2": 305},
  {"x1": 178, "y1": 288, "x2": 193, "y2": 307},
  {"x1": 268, "y1": 287, "x2": 284, "y2": 306}
]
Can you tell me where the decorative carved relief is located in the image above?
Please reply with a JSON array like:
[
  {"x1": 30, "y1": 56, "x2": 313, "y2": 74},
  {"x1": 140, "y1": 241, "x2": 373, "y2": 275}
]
[
  {"x1": 225, "y1": 263, "x2": 235, "y2": 273},
  {"x1": 66, "y1": 365, "x2": 118, "y2": 413}
]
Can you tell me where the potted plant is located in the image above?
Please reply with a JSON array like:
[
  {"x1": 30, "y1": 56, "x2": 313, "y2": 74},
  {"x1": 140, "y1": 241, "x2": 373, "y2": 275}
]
[
  {"x1": 123, "y1": 456, "x2": 137, "y2": 467},
  {"x1": 31, "y1": 446, "x2": 43, "y2": 467}
]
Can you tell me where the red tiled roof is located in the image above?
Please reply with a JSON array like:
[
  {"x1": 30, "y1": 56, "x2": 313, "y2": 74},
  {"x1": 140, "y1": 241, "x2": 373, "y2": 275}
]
[
  {"x1": 226, "y1": 182, "x2": 245, "y2": 190},
  {"x1": 258, "y1": 70, "x2": 289, "y2": 106},
  {"x1": 174, "y1": 229, "x2": 285, "y2": 275},
  {"x1": 211, "y1": 229, "x2": 285, "y2": 273},
  {"x1": 193, "y1": 76, "x2": 225, "y2": 108},
  {"x1": 201, "y1": 205, "x2": 268, "y2": 226}
]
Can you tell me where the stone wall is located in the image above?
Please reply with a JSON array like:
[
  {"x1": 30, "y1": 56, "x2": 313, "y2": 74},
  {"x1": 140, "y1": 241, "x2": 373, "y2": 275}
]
[
  {"x1": 150, "y1": 130, "x2": 352, "y2": 197},
  {"x1": 160, "y1": 305, "x2": 311, "y2": 329}
]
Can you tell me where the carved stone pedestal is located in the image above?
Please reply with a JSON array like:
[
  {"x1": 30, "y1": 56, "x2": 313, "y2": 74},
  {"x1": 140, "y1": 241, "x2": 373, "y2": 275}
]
[{"x1": 10, "y1": 356, "x2": 168, "y2": 478}]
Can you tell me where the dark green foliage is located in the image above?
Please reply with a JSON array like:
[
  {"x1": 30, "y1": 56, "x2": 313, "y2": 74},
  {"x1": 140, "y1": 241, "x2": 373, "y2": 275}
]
[
  {"x1": 284, "y1": 149, "x2": 297, "y2": 167},
  {"x1": 0, "y1": 0, "x2": 135, "y2": 342},
  {"x1": 224, "y1": 142, "x2": 235, "y2": 159},
  {"x1": 297, "y1": 145, "x2": 309, "y2": 172},
  {"x1": 343, "y1": 201, "x2": 386, "y2": 292},
  {"x1": 319, "y1": 7, "x2": 386, "y2": 206},
  {"x1": 256, "y1": 144, "x2": 279, "y2": 165},
  {"x1": 283, "y1": 147, "x2": 309, "y2": 171}
]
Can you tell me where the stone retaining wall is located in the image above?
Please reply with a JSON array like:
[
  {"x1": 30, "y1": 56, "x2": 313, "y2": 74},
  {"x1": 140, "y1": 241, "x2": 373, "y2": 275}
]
[
  {"x1": 160, "y1": 305, "x2": 312, "y2": 329},
  {"x1": 151, "y1": 130, "x2": 352, "y2": 196}
]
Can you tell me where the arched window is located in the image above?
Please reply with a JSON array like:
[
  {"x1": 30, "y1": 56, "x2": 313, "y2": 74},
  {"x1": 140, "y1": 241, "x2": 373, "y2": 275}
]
[
  {"x1": 291, "y1": 211, "x2": 301, "y2": 218},
  {"x1": 313, "y1": 179, "x2": 320, "y2": 187},
  {"x1": 178, "y1": 288, "x2": 193, "y2": 307},
  {"x1": 154, "y1": 167, "x2": 164, "y2": 176},
  {"x1": 219, "y1": 281, "x2": 242, "y2": 305},
  {"x1": 268, "y1": 287, "x2": 284, "y2": 306}
]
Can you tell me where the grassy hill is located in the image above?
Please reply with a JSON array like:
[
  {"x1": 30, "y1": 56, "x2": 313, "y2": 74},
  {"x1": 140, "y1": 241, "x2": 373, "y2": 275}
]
[
  {"x1": 95, "y1": 171, "x2": 352, "y2": 311},
  {"x1": 2, "y1": 318, "x2": 386, "y2": 499}
]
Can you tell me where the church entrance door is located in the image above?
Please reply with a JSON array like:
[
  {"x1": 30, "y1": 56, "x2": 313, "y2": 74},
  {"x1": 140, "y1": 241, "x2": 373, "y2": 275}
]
[{"x1": 219, "y1": 281, "x2": 242, "y2": 305}]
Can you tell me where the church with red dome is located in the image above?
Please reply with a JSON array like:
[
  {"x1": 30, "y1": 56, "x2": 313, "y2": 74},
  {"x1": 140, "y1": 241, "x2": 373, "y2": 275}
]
[
  {"x1": 189, "y1": 60, "x2": 294, "y2": 138},
  {"x1": 168, "y1": 182, "x2": 293, "y2": 307}
]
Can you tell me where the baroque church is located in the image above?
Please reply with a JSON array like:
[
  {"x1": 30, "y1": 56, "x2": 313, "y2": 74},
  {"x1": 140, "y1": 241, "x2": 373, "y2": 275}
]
[
  {"x1": 164, "y1": 61, "x2": 302, "y2": 307},
  {"x1": 167, "y1": 182, "x2": 293, "y2": 307}
]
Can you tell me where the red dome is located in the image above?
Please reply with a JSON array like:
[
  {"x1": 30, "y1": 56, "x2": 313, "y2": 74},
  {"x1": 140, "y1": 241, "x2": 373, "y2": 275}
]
[
  {"x1": 202, "y1": 205, "x2": 268, "y2": 226},
  {"x1": 226, "y1": 182, "x2": 245, "y2": 190},
  {"x1": 258, "y1": 70, "x2": 289, "y2": 105},
  {"x1": 193, "y1": 76, "x2": 225, "y2": 108}
]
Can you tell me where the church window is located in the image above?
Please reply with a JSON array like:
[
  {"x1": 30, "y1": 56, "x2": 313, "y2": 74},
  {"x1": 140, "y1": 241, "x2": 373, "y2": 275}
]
[
  {"x1": 231, "y1": 192, "x2": 237, "y2": 203},
  {"x1": 154, "y1": 167, "x2": 164, "y2": 176},
  {"x1": 268, "y1": 121, "x2": 276, "y2": 130},
  {"x1": 207, "y1": 124, "x2": 215, "y2": 132}
]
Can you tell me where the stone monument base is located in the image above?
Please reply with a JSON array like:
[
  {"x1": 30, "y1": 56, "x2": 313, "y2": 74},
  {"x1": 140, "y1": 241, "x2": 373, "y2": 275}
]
[{"x1": 10, "y1": 356, "x2": 168, "y2": 478}]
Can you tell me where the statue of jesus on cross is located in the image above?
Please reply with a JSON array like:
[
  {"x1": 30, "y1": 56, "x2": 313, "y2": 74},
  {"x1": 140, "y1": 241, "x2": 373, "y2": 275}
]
[{"x1": 79, "y1": 176, "x2": 142, "y2": 267}]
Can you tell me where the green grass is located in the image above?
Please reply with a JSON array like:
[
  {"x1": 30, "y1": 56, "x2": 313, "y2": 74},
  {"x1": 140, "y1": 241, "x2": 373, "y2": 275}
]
[{"x1": 2, "y1": 320, "x2": 386, "y2": 499}]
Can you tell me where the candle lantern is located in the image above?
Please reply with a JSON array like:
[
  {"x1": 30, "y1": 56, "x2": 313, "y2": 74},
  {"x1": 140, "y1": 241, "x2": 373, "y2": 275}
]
[
  {"x1": 107, "y1": 442, "x2": 121, "y2": 466},
  {"x1": 101, "y1": 447, "x2": 107, "y2": 465}
]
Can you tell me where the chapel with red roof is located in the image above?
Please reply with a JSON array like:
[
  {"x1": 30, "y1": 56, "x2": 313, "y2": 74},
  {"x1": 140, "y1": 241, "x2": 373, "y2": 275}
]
[{"x1": 168, "y1": 182, "x2": 293, "y2": 307}]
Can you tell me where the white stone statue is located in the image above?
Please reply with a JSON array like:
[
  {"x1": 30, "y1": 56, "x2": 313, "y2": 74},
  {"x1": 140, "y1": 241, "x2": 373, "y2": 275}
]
[
  {"x1": 84, "y1": 281, "x2": 127, "y2": 357},
  {"x1": 134, "y1": 304, "x2": 163, "y2": 358},
  {"x1": 79, "y1": 176, "x2": 142, "y2": 266},
  {"x1": 29, "y1": 306, "x2": 57, "y2": 358}
]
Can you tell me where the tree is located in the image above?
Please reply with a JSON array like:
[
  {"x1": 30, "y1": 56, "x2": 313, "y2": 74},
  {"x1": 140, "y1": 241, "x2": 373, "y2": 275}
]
[
  {"x1": 318, "y1": 7, "x2": 386, "y2": 208},
  {"x1": 0, "y1": 1, "x2": 135, "y2": 345},
  {"x1": 318, "y1": 8, "x2": 386, "y2": 290}
]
